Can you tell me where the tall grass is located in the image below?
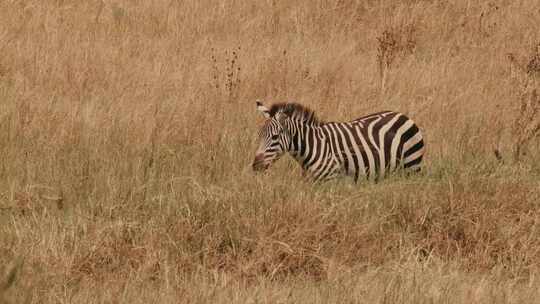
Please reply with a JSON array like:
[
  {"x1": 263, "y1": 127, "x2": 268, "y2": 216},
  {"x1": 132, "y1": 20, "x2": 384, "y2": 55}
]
[{"x1": 1, "y1": 1, "x2": 540, "y2": 303}]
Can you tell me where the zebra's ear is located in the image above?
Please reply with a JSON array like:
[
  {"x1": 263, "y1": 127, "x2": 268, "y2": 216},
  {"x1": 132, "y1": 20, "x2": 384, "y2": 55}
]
[{"x1": 256, "y1": 101, "x2": 271, "y2": 118}]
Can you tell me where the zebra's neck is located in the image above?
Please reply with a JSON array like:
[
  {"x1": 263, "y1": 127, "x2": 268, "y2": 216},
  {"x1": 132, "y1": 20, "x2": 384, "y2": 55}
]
[
  {"x1": 287, "y1": 121, "x2": 312, "y2": 161},
  {"x1": 286, "y1": 121, "x2": 342, "y2": 181}
]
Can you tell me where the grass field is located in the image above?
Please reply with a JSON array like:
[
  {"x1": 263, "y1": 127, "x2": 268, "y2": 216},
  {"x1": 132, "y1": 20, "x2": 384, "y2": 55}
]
[{"x1": 1, "y1": 1, "x2": 540, "y2": 303}]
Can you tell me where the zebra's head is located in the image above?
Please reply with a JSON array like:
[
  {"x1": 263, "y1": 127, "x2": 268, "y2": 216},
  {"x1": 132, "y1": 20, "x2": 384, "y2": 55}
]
[{"x1": 252, "y1": 101, "x2": 292, "y2": 171}]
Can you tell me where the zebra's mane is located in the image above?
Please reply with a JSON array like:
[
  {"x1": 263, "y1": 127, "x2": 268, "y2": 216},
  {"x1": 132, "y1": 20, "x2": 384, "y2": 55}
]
[{"x1": 268, "y1": 102, "x2": 323, "y2": 125}]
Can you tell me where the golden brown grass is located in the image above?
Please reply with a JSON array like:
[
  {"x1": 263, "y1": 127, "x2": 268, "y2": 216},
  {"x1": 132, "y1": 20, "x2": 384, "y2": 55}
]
[{"x1": 1, "y1": 1, "x2": 540, "y2": 303}]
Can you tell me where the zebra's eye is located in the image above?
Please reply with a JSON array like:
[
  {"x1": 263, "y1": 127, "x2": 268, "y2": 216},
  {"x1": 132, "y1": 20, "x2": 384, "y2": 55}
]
[{"x1": 271, "y1": 135, "x2": 279, "y2": 140}]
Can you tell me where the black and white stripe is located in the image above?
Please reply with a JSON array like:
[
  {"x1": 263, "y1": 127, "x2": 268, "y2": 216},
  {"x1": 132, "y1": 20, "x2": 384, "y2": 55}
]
[{"x1": 252, "y1": 102, "x2": 425, "y2": 182}]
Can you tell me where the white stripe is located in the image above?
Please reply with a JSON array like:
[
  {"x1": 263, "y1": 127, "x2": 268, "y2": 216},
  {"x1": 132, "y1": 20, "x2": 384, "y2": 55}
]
[
  {"x1": 342, "y1": 123, "x2": 366, "y2": 177},
  {"x1": 404, "y1": 146, "x2": 424, "y2": 164},
  {"x1": 325, "y1": 124, "x2": 346, "y2": 168},
  {"x1": 311, "y1": 130, "x2": 329, "y2": 177},
  {"x1": 402, "y1": 132, "x2": 423, "y2": 158},
  {"x1": 336, "y1": 125, "x2": 358, "y2": 176},
  {"x1": 296, "y1": 124, "x2": 303, "y2": 156},
  {"x1": 367, "y1": 117, "x2": 382, "y2": 157},
  {"x1": 305, "y1": 128, "x2": 319, "y2": 168},
  {"x1": 389, "y1": 120, "x2": 414, "y2": 170}
]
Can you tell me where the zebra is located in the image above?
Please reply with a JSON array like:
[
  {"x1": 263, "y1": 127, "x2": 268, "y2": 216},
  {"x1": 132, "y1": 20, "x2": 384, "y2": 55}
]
[{"x1": 252, "y1": 101, "x2": 425, "y2": 182}]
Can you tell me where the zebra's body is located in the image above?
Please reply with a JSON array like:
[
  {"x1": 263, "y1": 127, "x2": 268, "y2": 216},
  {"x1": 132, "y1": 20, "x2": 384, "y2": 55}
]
[{"x1": 252, "y1": 102, "x2": 425, "y2": 182}]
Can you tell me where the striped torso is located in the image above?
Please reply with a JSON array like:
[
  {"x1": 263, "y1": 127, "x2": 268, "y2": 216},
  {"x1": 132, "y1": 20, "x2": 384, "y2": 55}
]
[{"x1": 288, "y1": 111, "x2": 425, "y2": 182}]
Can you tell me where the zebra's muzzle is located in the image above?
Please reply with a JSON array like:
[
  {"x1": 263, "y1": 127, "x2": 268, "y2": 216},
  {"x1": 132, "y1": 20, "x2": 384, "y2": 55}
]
[{"x1": 252, "y1": 154, "x2": 269, "y2": 171}]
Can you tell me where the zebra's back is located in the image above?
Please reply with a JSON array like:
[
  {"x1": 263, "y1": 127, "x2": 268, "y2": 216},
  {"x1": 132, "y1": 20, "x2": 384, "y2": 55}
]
[{"x1": 323, "y1": 111, "x2": 424, "y2": 181}]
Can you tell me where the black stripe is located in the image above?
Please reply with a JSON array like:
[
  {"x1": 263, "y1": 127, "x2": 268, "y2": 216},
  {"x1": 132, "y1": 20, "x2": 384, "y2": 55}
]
[
  {"x1": 318, "y1": 127, "x2": 338, "y2": 179},
  {"x1": 359, "y1": 123, "x2": 380, "y2": 178},
  {"x1": 302, "y1": 127, "x2": 316, "y2": 168},
  {"x1": 313, "y1": 146, "x2": 331, "y2": 180},
  {"x1": 329, "y1": 124, "x2": 349, "y2": 174},
  {"x1": 371, "y1": 113, "x2": 396, "y2": 148},
  {"x1": 299, "y1": 124, "x2": 307, "y2": 157},
  {"x1": 305, "y1": 129, "x2": 324, "y2": 169},
  {"x1": 336, "y1": 124, "x2": 359, "y2": 178},
  {"x1": 384, "y1": 115, "x2": 409, "y2": 171},
  {"x1": 397, "y1": 124, "x2": 419, "y2": 166},
  {"x1": 404, "y1": 155, "x2": 423, "y2": 168},
  {"x1": 369, "y1": 120, "x2": 382, "y2": 147},
  {"x1": 320, "y1": 126, "x2": 333, "y2": 148},
  {"x1": 352, "y1": 124, "x2": 371, "y2": 179},
  {"x1": 345, "y1": 124, "x2": 368, "y2": 182},
  {"x1": 321, "y1": 126, "x2": 338, "y2": 157},
  {"x1": 404, "y1": 140, "x2": 424, "y2": 159},
  {"x1": 295, "y1": 122, "x2": 303, "y2": 155},
  {"x1": 291, "y1": 129, "x2": 299, "y2": 152}
]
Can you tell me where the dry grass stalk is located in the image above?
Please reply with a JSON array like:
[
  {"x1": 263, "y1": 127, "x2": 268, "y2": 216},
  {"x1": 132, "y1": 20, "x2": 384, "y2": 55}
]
[
  {"x1": 511, "y1": 44, "x2": 540, "y2": 161},
  {"x1": 376, "y1": 24, "x2": 416, "y2": 91}
]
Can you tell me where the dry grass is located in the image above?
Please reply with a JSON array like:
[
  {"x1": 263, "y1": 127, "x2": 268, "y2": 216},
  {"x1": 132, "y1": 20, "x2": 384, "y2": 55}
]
[{"x1": 1, "y1": 1, "x2": 540, "y2": 303}]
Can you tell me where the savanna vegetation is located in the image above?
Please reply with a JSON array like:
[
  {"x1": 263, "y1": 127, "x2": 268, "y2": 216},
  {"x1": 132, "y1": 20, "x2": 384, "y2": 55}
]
[{"x1": 1, "y1": 1, "x2": 540, "y2": 303}]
